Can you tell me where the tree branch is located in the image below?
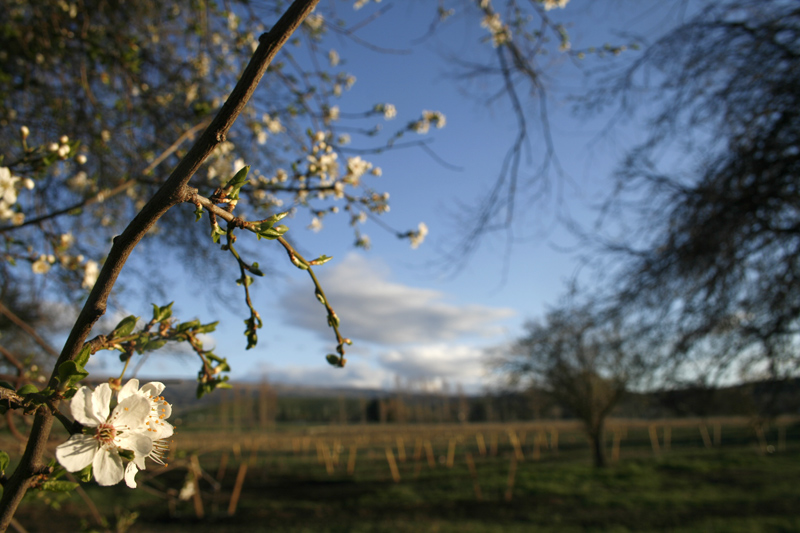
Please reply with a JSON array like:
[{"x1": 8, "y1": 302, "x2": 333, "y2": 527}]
[{"x1": 0, "y1": 1, "x2": 320, "y2": 529}]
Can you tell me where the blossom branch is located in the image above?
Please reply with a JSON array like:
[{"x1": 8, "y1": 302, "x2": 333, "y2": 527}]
[
  {"x1": 0, "y1": 1, "x2": 320, "y2": 528},
  {"x1": 0, "y1": 118, "x2": 211, "y2": 234}
]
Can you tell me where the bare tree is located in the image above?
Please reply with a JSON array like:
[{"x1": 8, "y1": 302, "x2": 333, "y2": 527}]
[
  {"x1": 587, "y1": 0, "x2": 800, "y2": 388},
  {"x1": 498, "y1": 302, "x2": 644, "y2": 467}
]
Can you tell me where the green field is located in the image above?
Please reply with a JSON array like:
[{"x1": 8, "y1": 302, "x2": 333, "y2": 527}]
[{"x1": 7, "y1": 419, "x2": 800, "y2": 532}]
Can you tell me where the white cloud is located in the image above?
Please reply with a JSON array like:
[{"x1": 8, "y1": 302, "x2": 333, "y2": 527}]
[
  {"x1": 378, "y1": 344, "x2": 489, "y2": 389},
  {"x1": 279, "y1": 253, "x2": 515, "y2": 345}
]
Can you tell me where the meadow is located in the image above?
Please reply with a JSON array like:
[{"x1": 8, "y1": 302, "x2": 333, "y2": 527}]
[{"x1": 5, "y1": 417, "x2": 800, "y2": 532}]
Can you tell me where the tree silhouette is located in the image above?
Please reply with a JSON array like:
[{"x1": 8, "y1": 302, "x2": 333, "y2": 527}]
[{"x1": 593, "y1": 0, "x2": 800, "y2": 386}]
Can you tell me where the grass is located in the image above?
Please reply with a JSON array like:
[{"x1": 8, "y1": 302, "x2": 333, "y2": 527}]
[{"x1": 6, "y1": 420, "x2": 800, "y2": 532}]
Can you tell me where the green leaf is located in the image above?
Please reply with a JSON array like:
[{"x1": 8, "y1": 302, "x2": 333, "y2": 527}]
[
  {"x1": 142, "y1": 339, "x2": 167, "y2": 352},
  {"x1": 225, "y1": 165, "x2": 250, "y2": 200},
  {"x1": 257, "y1": 212, "x2": 288, "y2": 232},
  {"x1": 0, "y1": 381, "x2": 14, "y2": 391},
  {"x1": 151, "y1": 302, "x2": 174, "y2": 323},
  {"x1": 194, "y1": 204, "x2": 204, "y2": 222},
  {"x1": 40, "y1": 480, "x2": 79, "y2": 493},
  {"x1": 78, "y1": 464, "x2": 92, "y2": 482},
  {"x1": 16, "y1": 384, "x2": 38, "y2": 396},
  {"x1": 57, "y1": 361, "x2": 89, "y2": 389},
  {"x1": 312, "y1": 255, "x2": 332, "y2": 265},
  {"x1": 176, "y1": 319, "x2": 200, "y2": 332},
  {"x1": 325, "y1": 354, "x2": 341, "y2": 367},
  {"x1": 194, "y1": 321, "x2": 219, "y2": 334},
  {"x1": 111, "y1": 315, "x2": 138, "y2": 338},
  {"x1": 74, "y1": 343, "x2": 92, "y2": 369}
]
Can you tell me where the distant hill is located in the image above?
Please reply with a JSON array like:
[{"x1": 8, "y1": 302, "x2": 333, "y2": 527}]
[{"x1": 151, "y1": 376, "x2": 800, "y2": 426}]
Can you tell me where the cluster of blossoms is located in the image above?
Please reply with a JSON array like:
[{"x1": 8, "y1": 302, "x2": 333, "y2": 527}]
[
  {"x1": 332, "y1": 72, "x2": 357, "y2": 97},
  {"x1": 206, "y1": 141, "x2": 238, "y2": 182},
  {"x1": 542, "y1": 0, "x2": 570, "y2": 10},
  {"x1": 255, "y1": 113, "x2": 284, "y2": 145},
  {"x1": 56, "y1": 379, "x2": 173, "y2": 488},
  {"x1": 0, "y1": 166, "x2": 34, "y2": 225},
  {"x1": 47, "y1": 135, "x2": 74, "y2": 160},
  {"x1": 374, "y1": 103, "x2": 397, "y2": 120},
  {"x1": 480, "y1": 12, "x2": 512, "y2": 48},
  {"x1": 304, "y1": 12, "x2": 324, "y2": 32},
  {"x1": 28, "y1": 232, "x2": 100, "y2": 288},
  {"x1": 411, "y1": 111, "x2": 447, "y2": 134},
  {"x1": 342, "y1": 156, "x2": 379, "y2": 187},
  {"x1": 305, "y1": 132, "x2": 340, "y2": 184},
  {"x1": 324, "y1": 105, "x2": 340, "y2": 123},
  {"x1": 328, "y1": 49, "x2": 340, "y2": 67}
]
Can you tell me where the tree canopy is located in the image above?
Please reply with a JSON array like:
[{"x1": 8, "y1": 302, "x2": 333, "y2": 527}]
[{"x1": 590, "y1": 0, "x2": 800, "y2": 386}]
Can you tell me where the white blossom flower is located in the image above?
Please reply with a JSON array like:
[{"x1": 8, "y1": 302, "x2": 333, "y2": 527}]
[
  {"x1": 542, "y1": 0, "x2": 570, "y2": 10},
  {"x1": 31, "y1": 255, "x2": 50, "y2": 274},
  {"x1": 345, "y1": 156, "x2": 372, "y2": 183},
  {"x1": 481, "y1": 13, "x2": 512, "y2": 47},
  {"x1": 116, "y1": 379, "x2": 174, "y2": 488},
  {"x1": 305, "y1": 13, "x2": 324, "y2": 31},
  {"x1": 59, "y1": 233, "x2": 74, "y2": 248},
  {"x1": 412, "y1": 120, "x2": 430, "y2": 134},
  {"x1": 261, "y1": 113, "x2": 284, "y2": 134},
  {"x1": 328, "y1": 49, "x2": 340, "y2": 67},
  {"x1": 55, "y1": 384, "x2": 153, "y2": 487},
  {"x1": 0, "y1": 167, "x2": 20, "y2": 221},
  {"x1": 82, "y1": 260, "x2": 99, "y2": 289},
  {"x1": 382, "y1": 103, "x2": 396, "y2": 120},
  {"x1": 409, "y1": 222, "x2": 429, "y2": 249},
  {"x1": 308, "y1": 217, "x2": 323, "y2": 232},
  {"x1": 325, "y1": 106, "x2": 340, "y2": 122}
]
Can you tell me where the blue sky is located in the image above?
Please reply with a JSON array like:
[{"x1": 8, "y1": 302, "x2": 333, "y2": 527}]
[{"x1": 85, "y1": 1, "x2": 698, "y2": 392}]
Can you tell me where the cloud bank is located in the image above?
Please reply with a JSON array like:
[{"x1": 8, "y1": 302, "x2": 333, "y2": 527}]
[{"x1": 280, "y1": 253, "x2": 514, "y2": 346}]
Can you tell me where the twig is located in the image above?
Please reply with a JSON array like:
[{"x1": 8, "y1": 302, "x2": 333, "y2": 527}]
[{"x1": 0, "y1": 303, "x2": 59, "y2": 359}]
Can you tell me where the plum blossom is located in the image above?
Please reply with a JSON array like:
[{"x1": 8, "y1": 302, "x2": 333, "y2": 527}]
[
  {"x1": 82, "y1": 260, "x2": 100, "y2": 289},
  {"x1": 55, "y1": 383, "x2": 153, "y2": 487},
  {"x1": 116, "y1": 379, "x2": 174, "y2": 488},
  {"x1": 542, "y1": 0, "x2": 570, "y2": 10}
]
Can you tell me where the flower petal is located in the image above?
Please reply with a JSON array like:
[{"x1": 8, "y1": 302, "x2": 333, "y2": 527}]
[
  {"x1": 117, "y1": 378, "x2": 140, "y2": 403},
  {"x1": 148, "y1": 421, "x2": 174, "y2": 441},
  {"x1": 111, "y1": 394, "x2": 150, "y2": 429},
  {"x1": 124, "y1": 461, "x2": 139, "y2": 488},
  {"x1": 70, "y1": 387, "x2": 101, "y2": 426},
  {"x1": 140, "y1": 382, "x2": 165, "y2": 398},
  {"x1": 91, "y1": 384, "x2": 112, "y2": 422},
  {"x1": 117, "y1": 432, "x2": 152, "y2": 468},
  {"x1": 55, "y1": 435, "x2": 97, "y2": 472},
  {"x1": 93, "y1": 447, "x2": 124, "y2": 486}
]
